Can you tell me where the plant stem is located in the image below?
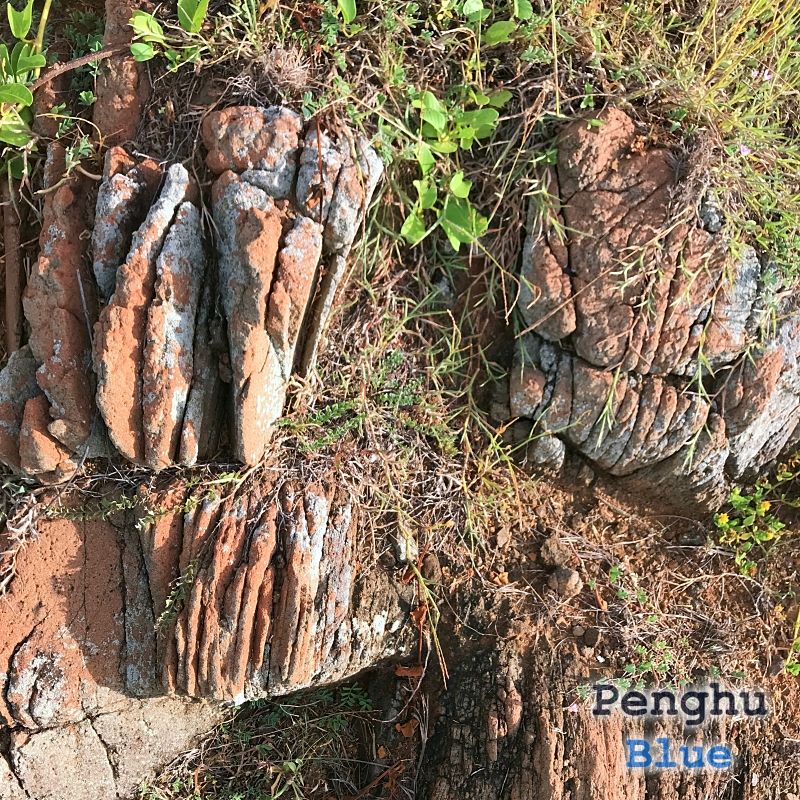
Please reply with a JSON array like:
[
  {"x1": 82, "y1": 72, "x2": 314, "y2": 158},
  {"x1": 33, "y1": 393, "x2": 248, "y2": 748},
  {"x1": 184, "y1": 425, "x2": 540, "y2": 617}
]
[{"x1": 32, "y1": 0, "x2": 54, "y2": 78}]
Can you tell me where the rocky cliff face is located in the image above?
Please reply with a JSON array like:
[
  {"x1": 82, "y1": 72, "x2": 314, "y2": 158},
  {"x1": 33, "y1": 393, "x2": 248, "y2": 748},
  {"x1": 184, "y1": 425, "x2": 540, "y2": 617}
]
[
  {"x1": 505, "y1": 108, "x2": 800, "y2": 509},
  {"x1": 0, "y1": 106, "x2": 382, "y2": 481}
]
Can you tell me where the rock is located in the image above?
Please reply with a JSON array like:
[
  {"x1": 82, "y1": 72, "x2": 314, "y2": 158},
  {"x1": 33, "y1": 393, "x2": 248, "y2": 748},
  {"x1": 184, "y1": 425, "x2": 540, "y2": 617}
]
[
  {"x1": 94, "y1": 163, "x2": 191, "y2": 464},
  {"x1": 508, "y1": 108, "x2": 800, "y2": 510},
  {"x1": 699, "y1": 194, "x2": 725, "y2": 233},
  {"x1": 213, "y1": 172, "x2": 286, "y2": 464},
  {"x1": 548, "y1": 567, "x2": 583, "y2": 598},
  {"x1": 572, "y1": 625, "x2": 586, "y2": 637},
  {"x1": 583, "y1": 627, "x2": 601, "y2": 648},
  {"x1": 10, "y1": 721, "x2": 117, "y2": 800},
  {"x1": 323, "y1": 136, "x2": 384, "y2": 255},
  {"x1": 266, "y1": 213, "x2": 324, "y2": 378},
  {"x1": 0, "y1": 346, "x2": 40, "y2": 470},
  {"x1": 23, "y1": 143, "x2": 96, "y2": 452},
  {"x1": 540, "y1": 534, "x2": 570, "y2": 568},
  {"x1": 526, "y1": 434, "x2": 565, "y2": 471},
  {"x1": 92, "y1": 0, "x2": 150, "y2": 145},
  {"x1": 18, "y1": 394, "x2": 77, "y2": 482},
  {"x1": 296, "y1": 127, "x2": 343, "y2": 225},
  {"x1": 178, "y1": 270, "x2": 224, "y2": 466},
  {"x1": 92, "y1": 147, "x2": 162, "y2": 303},
  {"x1": 202, "y1": 105, "x2": 302, "y2": 193},
  {"x1": 142, "y1": 202, "x2": 206, "y2": 470}
]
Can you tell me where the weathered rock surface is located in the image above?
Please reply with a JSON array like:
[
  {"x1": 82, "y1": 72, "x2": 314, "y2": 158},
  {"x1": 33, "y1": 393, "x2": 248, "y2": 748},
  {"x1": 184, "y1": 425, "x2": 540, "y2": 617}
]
[
  {"x1": 0, "y1": 346, "x2": 39, "y2": 470},
  {"x1": 204, "y1": 106, "x2": 381, "y2": 464},
  {"x1": 0, "y1": 476, "x2": 413, "y2": 797},
  {"x1": 142, "y1": 202, "x2": 206, "y2": 470},
  {"x1": 92, "y1": 147, "x2": 162, "y2": 303},
  {"x1": 0, "y1": 106, "x2": 381, "y2": 483},
  {"x1": 23, "y1": 144, "x2": 96, "y2": 453},
  {"x1": 92, "y1": 0, "x2": 150, "y2": 145},
  {"x1": 508, "y1": 108, "x2": 800, "y2": 508}
]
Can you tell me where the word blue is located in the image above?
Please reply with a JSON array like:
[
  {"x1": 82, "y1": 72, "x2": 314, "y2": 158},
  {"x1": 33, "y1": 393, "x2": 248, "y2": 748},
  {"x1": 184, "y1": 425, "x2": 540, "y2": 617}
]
[{"x1": 626, "y1": 737, "x2": 732, "y2": 770}]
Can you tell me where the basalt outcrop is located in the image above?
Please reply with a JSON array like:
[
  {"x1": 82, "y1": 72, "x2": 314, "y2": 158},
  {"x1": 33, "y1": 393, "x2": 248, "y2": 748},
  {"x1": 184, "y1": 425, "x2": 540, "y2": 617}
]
[
  {"x1": 0, "y1": 106, "x2": 382, "y2": 481},
  {"x1": 506, "y1": 108, "x2": 800, "y2": 509}
]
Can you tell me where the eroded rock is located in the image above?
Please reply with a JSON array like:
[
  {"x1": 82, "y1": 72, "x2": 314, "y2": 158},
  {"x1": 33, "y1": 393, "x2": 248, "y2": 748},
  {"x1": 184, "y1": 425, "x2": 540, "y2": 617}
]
[
  {"x1": 509, "y1": 108, "x2": 800, "y2": 509},
  {"x1": 94, "y1": 163, "x2": 192, "y2": 464}
]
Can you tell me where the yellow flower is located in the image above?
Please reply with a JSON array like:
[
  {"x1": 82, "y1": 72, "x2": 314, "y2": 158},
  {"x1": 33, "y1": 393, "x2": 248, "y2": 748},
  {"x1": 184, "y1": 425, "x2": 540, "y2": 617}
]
[
  {"x1": 717, "y1": 513, "x2": 729, "y2": 526},
  {"x1": 759, "y1": 500, "x2": 772, "y2": 513}
]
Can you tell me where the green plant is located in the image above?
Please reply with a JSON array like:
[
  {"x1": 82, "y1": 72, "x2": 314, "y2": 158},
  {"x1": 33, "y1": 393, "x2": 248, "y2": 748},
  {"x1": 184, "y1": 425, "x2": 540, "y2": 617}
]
[
  {"x1": 128, "y1": 3, "x2": 208, "y2": 68},
  {"x1": 715, "y1": 455, "x2": 800, "y2": 575},
  {"x1": 0, "y1": 0, "x2": 49, "y2": 155}
]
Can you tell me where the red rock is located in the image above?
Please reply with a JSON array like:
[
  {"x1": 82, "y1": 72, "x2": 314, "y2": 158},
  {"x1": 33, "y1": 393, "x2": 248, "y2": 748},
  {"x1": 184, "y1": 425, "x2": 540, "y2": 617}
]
[
  {"x1": 93, "y1": 148, "x2": 162, "y2": 303},
  {"x1": 18, "y1": 394, "x2": 76, "y2": 483},
  {"x1": 94, "y1": 164, "x2": 191, "y2": 464},
  {"x1": 23, "y1": 143, "x2": 96, "y2": 452},
  {"x1": 202, "y1": 105, "x2": 302, "y2": 189},
  {"x1": 142, "y1": 202, "x2": 206, "y2": 470},
  {"x1": 0, "y1": 346, "x2": 39, "y2": 470},
  {"x1": 213, "y1": 172, "x2": 285, "y2": 464},
  {"x1": 93, "y1": 0, "x2": 150, "y2": 145}
]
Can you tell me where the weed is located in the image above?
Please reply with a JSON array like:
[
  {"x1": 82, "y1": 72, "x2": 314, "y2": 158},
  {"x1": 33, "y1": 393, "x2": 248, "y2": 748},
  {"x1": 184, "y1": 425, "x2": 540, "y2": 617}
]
[{"x1": 714, "y1": 455, "x2": 800, "y2": 575}]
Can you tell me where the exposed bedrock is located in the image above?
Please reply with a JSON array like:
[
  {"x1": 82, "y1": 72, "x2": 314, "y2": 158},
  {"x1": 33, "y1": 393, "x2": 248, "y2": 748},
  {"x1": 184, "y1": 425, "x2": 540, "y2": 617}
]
[
  {"x1": 509, "y1": 108, "x2": 800, "y2": 509},
  {"x1": 0, "y1": 476, "x2": 413, "y2": 798},
  {"x1": 0, "y1": 106, "x2": 381, "y2": 482}
]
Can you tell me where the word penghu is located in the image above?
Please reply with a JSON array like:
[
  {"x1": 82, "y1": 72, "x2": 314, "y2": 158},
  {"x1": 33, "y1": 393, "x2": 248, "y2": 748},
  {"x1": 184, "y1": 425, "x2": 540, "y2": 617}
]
[
  {"x1": 626, "y1": 737, "x2": 733, "y2": 770},
  {"x1": 593, "y1": 682, "x2": 768, "y2": 726}
]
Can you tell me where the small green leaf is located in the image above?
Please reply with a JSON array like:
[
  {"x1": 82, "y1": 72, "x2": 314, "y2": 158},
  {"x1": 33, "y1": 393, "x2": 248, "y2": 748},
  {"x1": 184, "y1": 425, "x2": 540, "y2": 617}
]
[
  {"x1": 513, "y1": 0, "x2": 533, "y2": 19},
  {"x1": 415, "y1": 142, "x2": 435, "y2": 174},
  {"x1": 130, "y1": 42, "x2": 157, "y2": 62},
  {"x1": 428, "y1": 139, "x2": 458, "y2": 154},
  {"x1": 338, "y1": 0, "x2": 357, "y2": 23},
  {"x1": 489, "y1": 89, "x2": 513, "y2": 108},
  {"x1": 7, "y1": 0, "x2": 33, "y2": 40},
  {"x1": 15, "y1": 50, "x2": 45, "y2": 75},
  {"x1": 439, "y1": 195, "x2": 487, "y2": 251},
  {"x1": 413, "y1": 177, "x2": 437, "y2": 209},
  {"x1": 0, "y1": 110, "x2": 32, "y2": 146},
  {"x1": 129, "y1": 11, "x2": 166, "y2": 43},
  {"x1": 177, "y1": 0, "x2": 209, "y2": 33},
  {"x1": 449, "y1": 170, "x2": 472, "y2": 199},
  {"x1": 484, "y1": 20, "x2": 517, "y2": 45},
  {"x1": 416, "y1": 90, "x2": 447, "y2": 133},
  {"x1": 78, "y1": 90, "x2": 96, "y2": 107},
  {"x1": 401, "y1": 209, "x2": 428, "y2": 245},
  {"x1": 0, "y1": 83, "x2": 33, "y2": 107},
  {"x1": 462, "y1": 0, "x2": 483, "y2": 14}
]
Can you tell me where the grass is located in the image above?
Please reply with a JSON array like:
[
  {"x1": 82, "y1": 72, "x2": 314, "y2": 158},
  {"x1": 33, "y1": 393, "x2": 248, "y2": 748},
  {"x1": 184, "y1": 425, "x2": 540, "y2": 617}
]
[{"x1": 137, "y1": 684, "x2": 376, "y2": 800}]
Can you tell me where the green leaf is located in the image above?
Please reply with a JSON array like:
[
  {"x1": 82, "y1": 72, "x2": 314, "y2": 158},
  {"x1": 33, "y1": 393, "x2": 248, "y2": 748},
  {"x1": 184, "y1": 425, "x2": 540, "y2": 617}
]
[
  {"x1": 462, "y1": 0, "x2": 483, "y2": 14},
  {"x1": 415, "y1": 142, "x2": 435, "y2": 174},
  {"x1": 449, "y1": 170, "x2": 472, "y2": 199},
  {"x1": 177, "y1": 0, "x2": 210, "y2": 33},
  {"x1": 416, "y1": 90, "x2": 447, "y2": 133},
  {"x1": 15, "y1": 50, "x2": 45, "y2": 75},
  {"x1": 0, "y1": 110, "x2": 32, "y2": 146},
  {"x1": 513, "y1": 0, "x2": 533, "y2": 19},
  {"x1": 439, "y1": 195, "x2": 487, "y2": 251},
  {"x1": 7, "y1": 0, "x2": 33, "y2": 40},
  {"x1": 78, "y1": 90, "x2": 96, "y2": 107},
  {"x1": 489, "y1": 89, "x2": 513, "y2": 108},
  {"x1": 401, "y1": 209, "x2": 428, "y2": 245},
  {"x1": 0, "y1": 83, "x2": 33, "y2": 107},
  {"x1": 428, "y1": 139, "x2": 458, "y2": 154},
  {"x1": 413, "y1": 177, "x2": 437, "y2": 209},
  {"x1": 130, "y1": 42, "x2": 157, "y2": 62},
  {"x1": 129, "y1": 11, "x2": 166, "y2": 43},
  {"x1": 484, "y1": 20, "x2": 517, "y2": 45},
  {"x1": 338, "y1": 0, "x2": 357, "y2": 23},
  {"x1": 0, "y1": 44, "x2": 10, "y2": 79}
]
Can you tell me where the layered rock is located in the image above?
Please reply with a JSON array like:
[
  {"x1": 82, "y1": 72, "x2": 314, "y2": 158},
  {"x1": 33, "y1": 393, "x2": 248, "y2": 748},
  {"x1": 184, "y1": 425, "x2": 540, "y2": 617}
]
[
  {"x1": 0, "y1": 106, "x2": 381, "y2": 483},
  {"x1": 0, "y1": 475, "x2": 413, "y2": 797},
  {"x1": 508, "y1": 108, "x2": 800, "y2": 508},
  {"x1": 204, "y1": 105, "x2": 383, "y2": 463}
]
